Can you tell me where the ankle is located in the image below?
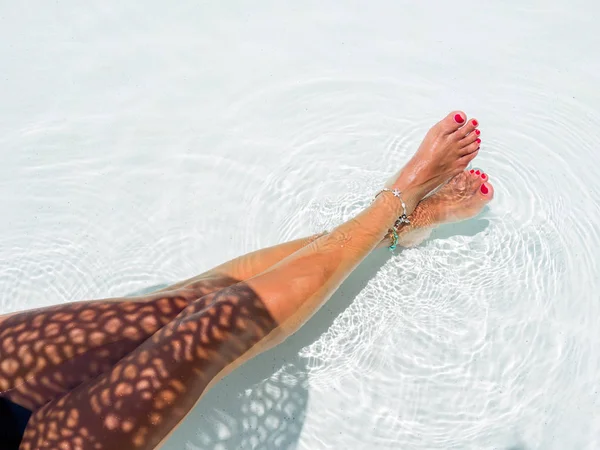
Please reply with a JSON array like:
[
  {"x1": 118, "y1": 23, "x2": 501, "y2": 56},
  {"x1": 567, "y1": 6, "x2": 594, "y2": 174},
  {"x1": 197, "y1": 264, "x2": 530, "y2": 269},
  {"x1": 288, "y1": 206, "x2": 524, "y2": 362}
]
[{"x1": 386, "y1": 173, "x2": 430, "y2": 216}]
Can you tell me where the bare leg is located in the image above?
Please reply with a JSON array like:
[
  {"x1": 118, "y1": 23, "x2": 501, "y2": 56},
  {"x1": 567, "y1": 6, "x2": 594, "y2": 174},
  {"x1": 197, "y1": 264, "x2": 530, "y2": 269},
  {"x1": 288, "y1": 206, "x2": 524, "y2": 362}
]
[
  {"x1": 0, "y1": 171, "x2": 484, "y2": 411},
  {"x1": 1, "y1": 166, "x2": 489, "y2": 412},
  {"x1": 159, "y1": 234, "x2": 326, "y2": 292},
  {"x1": 0, "y1": 282, "x2": 227, "y2": 411},
  {"x1": 20, "y1": 111, "x2": 482, "y2": 450},
  {"x1": 1, "y1": 160, "x2": 490, "y2": 417},
  {"x1": 0, "y1": 235, "x2": 324, "y2": 411}
]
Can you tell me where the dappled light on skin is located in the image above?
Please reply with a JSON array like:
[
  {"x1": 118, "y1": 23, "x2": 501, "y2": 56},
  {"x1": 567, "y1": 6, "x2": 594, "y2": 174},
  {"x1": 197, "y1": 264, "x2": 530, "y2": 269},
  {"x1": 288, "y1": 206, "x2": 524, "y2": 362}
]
[
  {"x1": 0, "y1": 276, "x2": 241, "y2": 411},
  {"x1": 19, "y1": 282, "x2": 277, "y2": 450}
]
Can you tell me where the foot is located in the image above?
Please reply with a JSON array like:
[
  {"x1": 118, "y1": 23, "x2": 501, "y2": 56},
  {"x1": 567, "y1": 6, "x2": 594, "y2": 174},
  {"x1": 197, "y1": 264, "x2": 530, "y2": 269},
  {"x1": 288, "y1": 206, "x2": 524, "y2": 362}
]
[
  {"x1": 381, "y1": 169, "x2": 494, "y2": 248},
  {"x1": 386, "y1": 111, "x2": 482, "y2": 213},
  {"x1": 416, "y1": 168, "x2": 494, "y2": 225}
]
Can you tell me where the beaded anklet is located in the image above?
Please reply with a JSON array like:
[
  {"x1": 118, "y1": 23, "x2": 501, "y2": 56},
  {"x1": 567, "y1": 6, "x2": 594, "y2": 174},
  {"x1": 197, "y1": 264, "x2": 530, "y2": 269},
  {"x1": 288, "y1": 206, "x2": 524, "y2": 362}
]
[{"x1": 374, "y1": 188, "x2": 411, "y2": 251}]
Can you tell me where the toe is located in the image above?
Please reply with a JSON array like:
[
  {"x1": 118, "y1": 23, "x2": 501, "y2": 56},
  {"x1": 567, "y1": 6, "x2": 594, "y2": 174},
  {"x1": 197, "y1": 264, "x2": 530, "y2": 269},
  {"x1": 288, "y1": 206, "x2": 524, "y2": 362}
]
[
  {"x1": 469, "y1": 168, "x2": 489, "y2": 181},
  {"x1": 466, "y1": 169, "x2": 486, "y2": 194},
  {"x1": 479, "y1": 181, "x2": 494, "y2": 199},
  {"x1": 455, "y1": 118, "x2": 479, "y2": 141},
  {"x1": 459, "y1": 128, "x2": 480, "y2": 147},
  {"x1": 439, "y1": 110, "x2": 467, "y2": 133},
  {"x1": 461, "y1": 134, "x2": 480, "y2": 149},
  {"x1": 461, "y1": 138, "x2": 481, "y2": 156}
]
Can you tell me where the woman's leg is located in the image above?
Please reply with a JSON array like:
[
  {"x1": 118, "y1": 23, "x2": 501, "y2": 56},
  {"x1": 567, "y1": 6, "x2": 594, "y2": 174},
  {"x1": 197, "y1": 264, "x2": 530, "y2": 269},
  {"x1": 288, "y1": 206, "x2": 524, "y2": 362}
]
[
  {"x1": 0, "y1": 187, "x2": 459, "y2": 413},
  {"x1": 0, "y1": 233, "x2": 357, "y2": 411},
  {"x1": 20, "y1": 111, "x2": 482, "y2": 450},
  {"x1": 0, "y1": 167, "x2": 485, "y2": 414},
  {"x1": 0, "y1": 234, "x2": 326, "y2": 411},
  {"x1": 161, "y1": 234, "x2": 327, "y2": 292},
  {"x1": 0, "y1": 289, "x2": 211, "y2": 411},
  {"x1": 0, "y1": 220, "x2": 393, "y2": 410}
]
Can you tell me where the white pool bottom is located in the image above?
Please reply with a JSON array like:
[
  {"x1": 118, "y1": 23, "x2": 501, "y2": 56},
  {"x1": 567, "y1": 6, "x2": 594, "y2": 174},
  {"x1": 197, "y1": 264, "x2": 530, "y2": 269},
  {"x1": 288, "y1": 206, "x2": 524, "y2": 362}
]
[{"x1": 1, "y1": 1, "x2": 600, "y2": 449}]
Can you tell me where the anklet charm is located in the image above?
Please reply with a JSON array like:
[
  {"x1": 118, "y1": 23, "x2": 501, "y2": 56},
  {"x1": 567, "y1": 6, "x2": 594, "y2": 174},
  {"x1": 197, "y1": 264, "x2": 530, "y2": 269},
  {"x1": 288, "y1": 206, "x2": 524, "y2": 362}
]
[{"x1": 395, "y1": 213, "x2": 410, "y2": 227}]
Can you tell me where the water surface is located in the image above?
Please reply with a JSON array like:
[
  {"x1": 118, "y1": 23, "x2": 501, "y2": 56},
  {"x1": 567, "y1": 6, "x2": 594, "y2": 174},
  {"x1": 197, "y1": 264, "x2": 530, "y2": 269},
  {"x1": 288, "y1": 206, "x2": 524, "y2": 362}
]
[{"x1": 1, "y1": 1, "x2": 599, "y2": 449}]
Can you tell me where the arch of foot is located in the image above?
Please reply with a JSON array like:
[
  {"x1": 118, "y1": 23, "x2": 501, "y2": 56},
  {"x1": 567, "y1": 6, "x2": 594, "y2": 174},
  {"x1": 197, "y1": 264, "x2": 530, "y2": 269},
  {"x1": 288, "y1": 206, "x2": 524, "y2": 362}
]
[
  {"x1": 0, "y1": 275, "x2": 241, "y2": 411},
  {"x1": 20, "y1": 282, "x2": 278, "y2": 450}
]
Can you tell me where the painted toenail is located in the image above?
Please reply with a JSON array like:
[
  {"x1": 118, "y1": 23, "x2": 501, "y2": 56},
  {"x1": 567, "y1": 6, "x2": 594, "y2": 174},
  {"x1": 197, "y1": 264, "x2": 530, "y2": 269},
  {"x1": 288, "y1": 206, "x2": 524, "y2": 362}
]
[
  {"x1": 480, "y1": 184, "x2": 489, "y2": 195},
  {"x1": 476, "y1": 138, "x2": 481, "y2": 144},
  {"x1": 454, "y1": 114, "x2": 465, "y2": 124},
  {"x1": 475, "y1": 129, "x2": 481, "y2": 135},
  {"x1": 481, "y1": 173, "x2": 486, "y2": 179},
  {"x1": 470, "y1": 169, "x2": 475, "y2": 174},
  {"x1": 475, "y1": 170, "x2": 481, "y2": 175},
  {"x1": 472, "y1": 119, "x2": 478, "y2": 126}
]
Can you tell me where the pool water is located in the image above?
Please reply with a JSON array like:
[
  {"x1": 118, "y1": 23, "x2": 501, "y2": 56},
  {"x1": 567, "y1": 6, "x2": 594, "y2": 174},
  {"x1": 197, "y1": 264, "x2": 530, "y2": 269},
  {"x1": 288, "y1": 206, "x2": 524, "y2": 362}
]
[{"x1": 1, "y1": 1, "x2": 600, "y2": 449}]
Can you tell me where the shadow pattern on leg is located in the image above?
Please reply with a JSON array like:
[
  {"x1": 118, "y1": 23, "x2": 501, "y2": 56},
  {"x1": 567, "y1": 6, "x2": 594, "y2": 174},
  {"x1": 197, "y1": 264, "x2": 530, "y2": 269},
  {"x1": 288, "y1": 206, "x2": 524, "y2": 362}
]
[
  {"x1": 20, "y1": 282, "x2": 277, "y2": 450},
  {"x1": 0, "y1": 275, "x2": 240, "y2": 411}
]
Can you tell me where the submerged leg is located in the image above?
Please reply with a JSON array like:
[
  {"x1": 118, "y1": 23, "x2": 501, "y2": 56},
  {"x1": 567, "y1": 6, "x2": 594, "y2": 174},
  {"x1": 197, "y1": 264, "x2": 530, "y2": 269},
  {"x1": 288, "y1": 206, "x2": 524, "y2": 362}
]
[
  {"x1": 20, "y1": 282, "x2": 277, "y2": 450},
  {"x1": 1, "y1": 164, "x2": 492, "y2": 414},
  {"x1": 0, "y1": 235, "x2": 322, "y2": 412},
  {"x1": 20, "y1": 111, "x2": 481, "y2": 449},
  {"x1": 0, "y1": 283, "x2": 224, "y2": 411}
]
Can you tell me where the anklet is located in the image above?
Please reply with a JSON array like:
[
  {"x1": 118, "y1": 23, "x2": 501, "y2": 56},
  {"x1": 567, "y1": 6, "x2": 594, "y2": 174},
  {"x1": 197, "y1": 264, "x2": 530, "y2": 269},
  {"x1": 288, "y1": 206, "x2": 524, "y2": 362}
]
[
  {"x1": 374, "y1": 188, "x2": 411, "y2": 226},
  {"x1": 375, "y1": 188, "x2": 411, "y2": 252}
]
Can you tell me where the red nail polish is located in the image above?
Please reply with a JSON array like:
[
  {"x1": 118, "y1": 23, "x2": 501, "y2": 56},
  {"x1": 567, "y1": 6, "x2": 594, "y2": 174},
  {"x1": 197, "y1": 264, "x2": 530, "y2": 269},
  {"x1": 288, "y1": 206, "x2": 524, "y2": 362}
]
[
  {"x1": 476, "y1": 138, "x2": 481, "y2": 144},
  {"x1": 454, "y1": 114, "x2": 465, "y2": 123},
  {"x1": 472, "y1": 119, "x2": 478, "y2": 126},
  {"x1": 480, "y1": 184, "x2": 489, "y2": 195},
  {"x1": 475, "y1": 170, "x2": 481, "y2": 175},
  {"x1": 470, "y1": 169, "x2": 475, "y2": 174},
  {"x1": 481, "y1": 173, "x2": 486, "y2": 179},
  {"x1": 475, "y1": 129, "x2": 481, "y2": 135}
]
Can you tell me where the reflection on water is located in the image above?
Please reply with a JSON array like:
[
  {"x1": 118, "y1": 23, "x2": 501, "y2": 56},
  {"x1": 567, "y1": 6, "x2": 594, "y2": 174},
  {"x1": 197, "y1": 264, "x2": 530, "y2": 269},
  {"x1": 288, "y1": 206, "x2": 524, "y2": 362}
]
[{"x1": 175, "y1": 358, "x2": 308, "y2": 450}]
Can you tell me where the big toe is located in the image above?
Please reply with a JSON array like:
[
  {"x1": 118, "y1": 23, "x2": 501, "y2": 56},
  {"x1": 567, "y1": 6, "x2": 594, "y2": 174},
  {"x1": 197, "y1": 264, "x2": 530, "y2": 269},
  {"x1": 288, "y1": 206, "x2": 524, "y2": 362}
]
[
  {"x1": 437, "y1": 110, "x2": 468, "y2": 134},
  {"x1": 479, "y1": 181, "x2": 494, "y2": 200}
]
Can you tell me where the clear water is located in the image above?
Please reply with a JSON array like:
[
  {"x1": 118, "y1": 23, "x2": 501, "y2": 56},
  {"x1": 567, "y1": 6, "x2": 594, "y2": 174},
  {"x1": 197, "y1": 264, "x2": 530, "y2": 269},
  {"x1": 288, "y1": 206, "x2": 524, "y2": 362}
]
[{"x1": 1, "y1": 1, "x2": 600, "y2": 449}]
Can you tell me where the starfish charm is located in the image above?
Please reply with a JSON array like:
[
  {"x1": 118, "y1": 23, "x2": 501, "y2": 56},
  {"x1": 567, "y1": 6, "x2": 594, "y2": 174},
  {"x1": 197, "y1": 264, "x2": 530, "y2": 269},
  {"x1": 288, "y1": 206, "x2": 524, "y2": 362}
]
[{"x1": 392, "y1": 188, "x2": 402, "y2": 198}]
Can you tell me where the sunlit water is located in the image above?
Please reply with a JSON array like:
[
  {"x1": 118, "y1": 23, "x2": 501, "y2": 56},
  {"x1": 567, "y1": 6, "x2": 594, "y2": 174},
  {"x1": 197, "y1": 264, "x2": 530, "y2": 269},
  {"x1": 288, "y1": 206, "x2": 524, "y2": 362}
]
[{"x1": 1, "y1": 1, "x2": 600, "y2": 449}]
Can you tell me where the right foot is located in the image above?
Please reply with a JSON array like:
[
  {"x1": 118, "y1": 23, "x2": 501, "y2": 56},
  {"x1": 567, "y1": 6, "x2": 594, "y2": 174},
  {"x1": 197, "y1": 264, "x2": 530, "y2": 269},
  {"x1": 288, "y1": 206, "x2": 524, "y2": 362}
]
[
  {"x1": 414, "y1": 168, "x2": 494, "y2": 225},
  {"x1": 381, "y1": 169, "x2": 494, "y2": 248},
  {"x1": 387, "y1": 111, "x2": 482, "y2": 212}
]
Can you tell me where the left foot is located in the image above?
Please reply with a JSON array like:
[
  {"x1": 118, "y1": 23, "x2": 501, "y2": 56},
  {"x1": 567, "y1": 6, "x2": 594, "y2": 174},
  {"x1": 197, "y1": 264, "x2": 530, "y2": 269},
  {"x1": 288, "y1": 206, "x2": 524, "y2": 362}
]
[{"x1": 381, "y1": 169, "x2": 494, "y2": 248}]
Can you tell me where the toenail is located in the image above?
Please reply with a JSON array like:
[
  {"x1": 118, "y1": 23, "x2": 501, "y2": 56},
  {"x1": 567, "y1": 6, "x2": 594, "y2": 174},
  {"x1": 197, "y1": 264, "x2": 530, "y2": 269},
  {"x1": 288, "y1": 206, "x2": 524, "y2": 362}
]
[
  {"x1": 480, "y1": 184, "x2": 489, "y2": 195},
  {"x1": 472, "y1": 119, "x2": 478, "y2": 126},
  {"x1": 475, "y1": 129, "x2": 481, "y2": 135},
  {"x1": 476, "y1": 138, "x2": 481, "y2": 144},
  {"x1": 470, "y1": 169, "x2": 475, "y2": 174},
  {"x1": 454, "y1": 114, "x2": 465, "y2": 124},
  {"x1": 481, "y1": 173, "x2": 486, "y2": 179},
  {"x1": 475, "y1": 170, "x2": 481, "y2": 175}
]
